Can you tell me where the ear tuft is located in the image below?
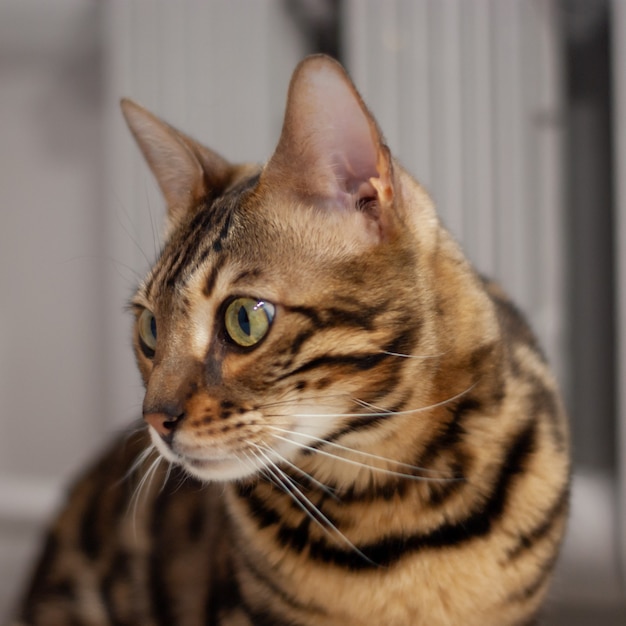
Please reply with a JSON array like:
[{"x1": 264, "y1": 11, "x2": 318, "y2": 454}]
[{"x1": 121, "y1": 99, "x2": 233, "y2": 229}]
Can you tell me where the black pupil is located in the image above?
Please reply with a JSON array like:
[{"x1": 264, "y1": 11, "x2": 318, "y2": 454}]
[
  {"x1": 150, "y1": 315, "x2": 157, "y2": 339},
  {"x1": 238, "y1": 305, "x2": 251, "y2": 336}
]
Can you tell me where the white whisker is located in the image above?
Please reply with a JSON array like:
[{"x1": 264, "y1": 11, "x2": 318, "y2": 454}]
[
  {"x1": 351, "y1": 397, "x2": 388, "y2": 413},
  {"x1": 240, "y1": 449, "x2": 266, "y2": 477},
  {"x1": 251, "y1": 444, "x2": 377, "y2": 566},
  {"x1": 123, "y1": 443, "x2": 158, "y2": 483},
  {"x1": 258, "y1": 393, "x2": 350, "y2": 411},
  {"x1": 255, "y1": 443, "x2": 340, "y2": 502},
  {"x1": 160, "y1": 461, "x2": 174, "y2": 493},
  {"x1": 288, "y1": 383, "x2": 476, "y2": 420},
  {"x1": 129, "y1": 453, "x2": 163, "y2": 539},
  {"x1": 269, "y1": 429, "x2": 462, "y2": 483},
  {"x1": 380, "y1": 349, "x2": 445, "y2": 360},
  {"x1": 131, "y1": 455, "x2": 162, "y2": 510}
]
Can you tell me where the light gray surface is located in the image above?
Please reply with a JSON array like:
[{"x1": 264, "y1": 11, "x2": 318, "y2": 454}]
[
  {"x1": 0, "y1": 0, "x2": 106, "y2": 480},
  {"x1": 0, "y1": 521, "x2": 44, "y2": 620},
  {"x1": 545, "y1": 604, "x2": 626, "y2": 626}
]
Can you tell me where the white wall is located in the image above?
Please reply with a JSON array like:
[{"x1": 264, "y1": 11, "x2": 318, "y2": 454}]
[
  {"x1": 0, "y1": 0, "x2": 105, "y2": 611},
  {"x1": 343, "y1": 0, "x2": 567, "y2": 383}
]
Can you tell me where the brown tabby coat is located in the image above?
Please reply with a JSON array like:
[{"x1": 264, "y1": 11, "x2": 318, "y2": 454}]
[{"x1": 12, "y1": 55, "x2": 570, "y2": 626}]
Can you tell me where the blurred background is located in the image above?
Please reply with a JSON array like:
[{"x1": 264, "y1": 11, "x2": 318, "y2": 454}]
[{"x1": 0, "y1": 0, "x2": 624, "y2": 623}]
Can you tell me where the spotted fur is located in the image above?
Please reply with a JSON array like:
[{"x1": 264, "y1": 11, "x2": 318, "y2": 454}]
[{"x1": 12, "y1": 55, "x2": 569, "y2": 626}]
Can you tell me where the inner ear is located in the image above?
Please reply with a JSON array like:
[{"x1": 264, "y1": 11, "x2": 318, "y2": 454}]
[{"x1": 262, "y1": 55, "x2": 394, "y2": 229}]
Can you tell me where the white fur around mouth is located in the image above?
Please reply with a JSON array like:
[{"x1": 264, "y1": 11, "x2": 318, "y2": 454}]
[
  {"x1": 181, "y1": 454, "x2": 260, "y2": 482},
  {"x1": 151, "y1": 435, "x2": 262, "y2": 482}
]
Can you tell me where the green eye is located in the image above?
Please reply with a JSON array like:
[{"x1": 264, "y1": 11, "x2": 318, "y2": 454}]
[
  {"x1": 224, "y1": 298, "x2": 275, "y2": 348},
  {"x1": 138, "y1": 309, "x2": 157, "y2": 355}
]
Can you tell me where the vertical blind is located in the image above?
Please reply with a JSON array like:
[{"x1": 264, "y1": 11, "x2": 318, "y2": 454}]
[
  {"x1": 341, "y1": 0, "x2": 623, "y2": 605},
  {"x1": 343, "y1": 0, "x2": 566, "y2": 383}
]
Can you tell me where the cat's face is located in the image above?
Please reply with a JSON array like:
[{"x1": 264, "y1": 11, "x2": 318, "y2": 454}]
[
  {"x1": 124, "y1": 55, "x2": 428, "y2": 483},
  {"x1": 131, "y1": 172, "x2": 420, "y2": 482}
]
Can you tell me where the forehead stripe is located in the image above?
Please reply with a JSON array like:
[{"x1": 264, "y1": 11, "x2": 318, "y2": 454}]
[
  {"x1": 149, "y1": 174, "x2": 259, "y2": 295},
  {"x1": 163, "y1": 207, "x2": 230, "y2": 289},
  {"x1": 203, "y1": 255, "x2": 227, "y2": 298}
]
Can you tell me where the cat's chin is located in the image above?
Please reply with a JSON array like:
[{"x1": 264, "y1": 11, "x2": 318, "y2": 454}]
[{"x1": 181, "y1": 456, "x2": 259, "y2": 483}]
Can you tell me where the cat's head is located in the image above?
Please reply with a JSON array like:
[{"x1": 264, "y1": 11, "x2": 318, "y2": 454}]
[{"x1": 122, "y1": 55, "x2": 439, "y2": 483}]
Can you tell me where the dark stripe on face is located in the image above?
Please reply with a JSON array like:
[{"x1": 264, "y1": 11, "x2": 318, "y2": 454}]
[
  {"x1": 283, "y1": 325, "x2": 414, "y2": 381},
  {"x1": 234, "y1": 268, "x2": 263, "y2": 284},
  {"x1": 300, "y1": 302, "x2": 416, "y2": 343},
  {"x1": 285, "y1": 327, "x2": 419, "y2": 451},
  {"x1": 144, "y1": 269, "x2": 157, "y2": 303},
  {"x1": 179, "y1": 206, "x2": 233, "y2": 286},
  {"x1": 203, "y1": 255, "x2": 227, "y2": 298},
  {"x1": 289, "y1": 329, "x2": 317, "y2": 358},
  {"x1": 278, "y1": 350, "x2": 393, "y2": 383},
  {"x1": 212, "y1": 207, "x2": 234, "y2": 253},
  {"x1": 279, "y1": 303, "x2": 418, "y2": 387},
  {"x1": 158, "y1": 174, "x2": 259, "y2": 292},
  {"x1": 162, "y1": 208, "x2": 222, "y2": 288},
  {"x1": 285, "y1": 303, "x2": 385, "y2": 332}
]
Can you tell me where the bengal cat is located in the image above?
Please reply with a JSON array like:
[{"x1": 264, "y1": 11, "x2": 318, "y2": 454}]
[{"x1": 12, "y1": 54, "x2": 570, "y2": 626}]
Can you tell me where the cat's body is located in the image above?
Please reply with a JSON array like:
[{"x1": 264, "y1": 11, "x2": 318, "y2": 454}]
[{"x1": 12, "y1": 55, "x2": 569, "y2": 626}]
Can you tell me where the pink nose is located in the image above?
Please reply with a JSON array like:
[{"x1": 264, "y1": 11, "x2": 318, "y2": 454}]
[{"x1": 144, "y1": 412, "x2": 182, "y2": 440}]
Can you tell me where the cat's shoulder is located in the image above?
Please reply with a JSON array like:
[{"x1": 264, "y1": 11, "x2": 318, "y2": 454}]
[{"x1": 481, "y1": 276, "x2": 545, "y2": 357}]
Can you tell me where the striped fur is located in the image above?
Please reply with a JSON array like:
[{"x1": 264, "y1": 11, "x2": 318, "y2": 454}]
[{"x1": 12, "y1": 55, "x2": 569, "y2": 626}]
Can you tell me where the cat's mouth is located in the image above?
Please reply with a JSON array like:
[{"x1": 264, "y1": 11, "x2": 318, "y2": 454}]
[
  {"x1": 171, "y1": 449, "x2": 260, "y2": 482},
  {"x1": 148, "y1": 428, "x2": 266, "y2": 482},
  {"x1": 185, "y1": 455, "x2": 246, "y2": 479}
]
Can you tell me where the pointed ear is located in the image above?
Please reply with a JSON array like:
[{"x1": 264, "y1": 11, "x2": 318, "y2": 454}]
[
  {"x1": 262, "y1": 55, "x2": 394, "y2": 237},
  {"x1": 120, "y1": 99, "x2": 233, "y2": 229}
]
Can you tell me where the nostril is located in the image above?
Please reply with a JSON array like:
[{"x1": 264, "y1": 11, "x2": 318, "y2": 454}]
[
  {"x1": 144, "y1": 411, "x2": 184, "y2": 443},
  {"x1": 162, "y1": 418, "x2": 179, "y2": 431}
]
